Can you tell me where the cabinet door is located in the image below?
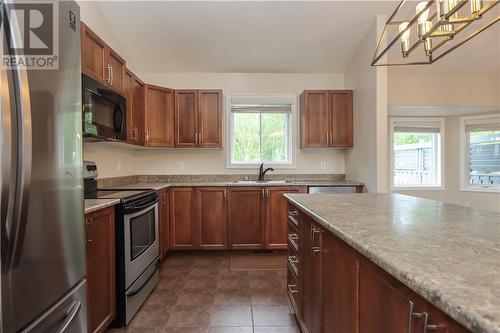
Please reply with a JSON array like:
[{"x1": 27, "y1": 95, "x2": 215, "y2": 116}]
[
  {"x1": 125, "y1": 70, "x2": 134, "y2": 144},
  {"x1": 85, "y1": 207, "x2": 115, "y2": 333},
  {"x1": 265, "y1": 186, "x2": 306, "y2": 249},
  {"x1": 158, "y1": 189, "x2": 169, "y2": 260},
  {"x1": 81, "y1": 23, "x2": 108, "y2": 85},
  {"x1": 170, "y1": 187, "x2": 196, "y2": 249},
  {"x1": 357, "y1": 257, "x2": 412, "y2": 333},
  {"x1": 108, "y1": 49, "x2": 126, "y2": 95},
  {"x1": 301, "y1": 215, "x2": 322, "y2": 333},
  {"x1": 301, "y1": 91, "x2": 329, "y2": 148},
  {"x1": 228, "y1": 188, "x2": 264, "y2": 249},
  {"x1": 196, "y1": 187, "x2": 227, "y2": 249},
  {"x1": 145, "y1": 85, "x2": 174, "y2": 147},
  {"x1": 329, "y1": 91, "x2": 353, "y2": 147},
  {"x1": 322, "y1": 232, "x2": 356, "y2": 333},
  {"x1": 131, "y1": 75, "x2": 145, "y2": 146},
  {"x1": 175, "y1": 90, "x2": 198, "y2": 147},
  {"x1": 198, "y1": 90, "x2": 222, "y2": 148}
]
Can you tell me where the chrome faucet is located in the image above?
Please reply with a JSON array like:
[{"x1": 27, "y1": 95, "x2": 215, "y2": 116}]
[{"x1": 258, "y1": 163, "x2": 274, "y2": 182}]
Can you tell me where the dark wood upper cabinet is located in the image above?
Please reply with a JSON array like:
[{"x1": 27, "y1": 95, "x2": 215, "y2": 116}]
[
  {"x1": 170, "y1": 187, "x2": 196, "y2": 249},
  {"x1": 301, "y1": 90, "x2": 353, "y2": 148},
  {"x1": 301, "y1": 91, "x2": 329, "y2": 148},
  {"x1": 228, "y1": 188, "x2": 264, "y2": 249},
  {"x1": 81, "y1": 23, "x2": 107, "y2": 85},
  {"x1": 329, "y1": 90, "x2": 353, "y2": 147},
  {"x1": 175, "y1": 89, "x2": 223, "y2": 148},
  {"x1": 158, "y1": 189, "x2": 169, "y2": 260},
  {"x1": 145, "y1": 84, "x2": 175, "y2": 147},
  {"x1": 322, "y1": 231, "x2": 356, "y2": 333},
  {"x1": 125, "y1": 70, "x2": 145, "y2": 146},
  {"x1": 175, "y1": 90, "x2": 198, "y2": 147},
  {"x1": 85, "y1": 207, "x2": 116, "y2": 333},
  {"x1": 265, "y1": 186, "x2": 306, "y2": 249},
  {"x1": 196, "y1": 187, "x2": 227, "y2": 249},
  {"x1": 198, "y1": 90, "x2": 223, "y2": 148},
  {"x1": 81, "y1": 22, "x2": 126, "y2": 95}
]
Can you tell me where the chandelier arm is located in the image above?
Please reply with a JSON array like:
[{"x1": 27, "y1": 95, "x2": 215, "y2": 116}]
[{"x1": 431, "y1": 16, "x2": 500, "y2": 63}]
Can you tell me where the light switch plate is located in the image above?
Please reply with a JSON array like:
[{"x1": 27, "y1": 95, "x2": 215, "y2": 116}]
[
  {"x1": 176, "y1": 162, "x2": 185, "y2": 171},
  {"x1": 320, "y1": 161, "x2": 327, "y2": 170}
]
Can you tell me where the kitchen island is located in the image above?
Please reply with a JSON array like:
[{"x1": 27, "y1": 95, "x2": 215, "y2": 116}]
[{"x1": 284, "y1": 193, "x2": 500, "y2": 333}]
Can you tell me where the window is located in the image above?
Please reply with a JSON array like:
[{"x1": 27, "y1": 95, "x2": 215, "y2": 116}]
[
  {"x1": 460, "y1": 114, "x2": 500, "y2": 192},
  {"x1": 390, "y1": 118, "x2": 444, "y2": 189},
  {"x1": 227, "y1": 96, "x2": 294, "y2": 167}
]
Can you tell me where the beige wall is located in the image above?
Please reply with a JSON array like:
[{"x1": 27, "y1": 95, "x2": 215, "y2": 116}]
[
  {"x1": 345, "y1": 17, "x2": 388, "y2": 193},
  {"x1": 84, "y1": 73, "x2": 347, "y2": 178},
  {"x1": 389, "y1": 72, "x2": 500, "y2": 108},
  {"x1": 393, "y1": 116, "x2": 500, "y2": 213}
]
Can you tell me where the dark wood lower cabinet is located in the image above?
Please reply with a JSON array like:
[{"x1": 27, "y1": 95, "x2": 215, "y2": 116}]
[
  {"x1": 265, "y1": 186, "x2": 306, "y2": 249},
  {"x1": 287, "y1": 202, "x2": 472, "y2": 333},
  {"x1": 322, "y1": 232, "x2": 356, "y2": 333},
  {"x1": 85, "y1": 207, "x2": 116, "y2": 333},
  {"x1": 158, "y1": 189, "x2": 169, "y2": 260},
  {"x1": 170, "y1": 187, "x2": 196, "y2": 249},
  {"x1": 228, "y1": 187, "x2": 264, "y2": 249},
  {"x1": 196, "y1": 187, "x2": 227, "y2": 249}
]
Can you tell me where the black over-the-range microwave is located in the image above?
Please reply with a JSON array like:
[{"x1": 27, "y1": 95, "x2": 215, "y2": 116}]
[{"x1": 82, "y1": 74, "x2": 127, "y2": 141}]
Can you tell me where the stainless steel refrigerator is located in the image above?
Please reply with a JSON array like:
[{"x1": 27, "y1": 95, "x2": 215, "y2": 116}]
[{"x1": 1, "y1": 1, "x2": 87, "y2": 332}]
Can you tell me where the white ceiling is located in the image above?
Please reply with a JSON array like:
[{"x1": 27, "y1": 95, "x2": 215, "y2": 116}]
[
  {"x1": 94, "y1": 1, "x2": 499, "y2": 74},
  {"x1": 96, "y1": 1, "x2": 394, "y2": 73}
]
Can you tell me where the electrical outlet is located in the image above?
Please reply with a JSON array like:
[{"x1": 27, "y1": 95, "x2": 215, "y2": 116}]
[
  {"x1": 128, "y1": 161, "x2": 133, "y2": 171},
  {"x1": 117, "y1": 161, "x2": 123, "y2": 172},
  {"x1": 320, "y1": 161, "x2": 327, "y2": 170},
  {"x1": 464, "y1": 201, "x2": 471, "y2": 208},
  {"x1": 176, "y1": 162, "x2": 185, "y2": 171}
]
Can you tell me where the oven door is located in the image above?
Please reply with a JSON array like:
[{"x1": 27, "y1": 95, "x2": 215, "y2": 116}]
[{"x1": 123, "y1": 202, "x2": 159, "y2": 289}]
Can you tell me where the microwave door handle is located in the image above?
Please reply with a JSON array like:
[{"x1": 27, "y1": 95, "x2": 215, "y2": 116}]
[
  {"x1": 113, "y1": 106, "x2": 125, "y2": 133},
  {"x1": 2, "y1": 3, "x2": 33, "y2": 270}
]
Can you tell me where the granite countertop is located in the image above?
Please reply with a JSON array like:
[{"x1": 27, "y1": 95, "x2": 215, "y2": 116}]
[
  {"x1": 84, "y1": 198, "x2": 120, "y2": 214},
  {"x1": 104, "y1": 180, "x2": 364, "y2": 191},
  {"x1": 284, "y1": 193, "x2": 500, "y2": 333}
]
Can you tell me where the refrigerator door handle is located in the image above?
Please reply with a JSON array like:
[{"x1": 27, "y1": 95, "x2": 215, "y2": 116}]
[
  {"x1": 0, "y1": 55, "x2": 16, "y2": 271},
  {"x1": 3, "y1": 2, "x2": 33, "y2": 269},
  {"x1": 55, "y1": 300, "x2": 82, "y2": 333}
]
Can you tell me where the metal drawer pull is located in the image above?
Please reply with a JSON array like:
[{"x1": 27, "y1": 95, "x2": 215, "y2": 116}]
[
  {"x1": 288, "y1": 255, "x2": 298, "y2": 264},
  {"x1": 288, "y1": 284, "x2": 298, "y2": 294},
  {"x1": 289, "y1": 209, "x2": 298, "y2": 216},
  {"x1": 408, "y1": 301, "x2": 441, "y2": 333},
  {"x1": 288, "y1": 233, "x2": 298, "y2": 240},
  {"x1": 311, "y1": 224, "x2": 322, "y2": 255}
]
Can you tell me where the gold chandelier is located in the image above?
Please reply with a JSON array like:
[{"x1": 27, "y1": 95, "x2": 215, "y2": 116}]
[{"x1": 372, "y1": 0, "x2": 499, "y2": 66}]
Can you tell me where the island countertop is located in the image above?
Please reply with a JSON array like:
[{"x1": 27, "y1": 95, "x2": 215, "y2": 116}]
[{"x1": 284, "y1": 193, "x2": 500, "y2": 333}]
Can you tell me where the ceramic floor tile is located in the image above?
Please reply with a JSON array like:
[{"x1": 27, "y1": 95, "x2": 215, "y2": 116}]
[
  {"x1": 166, "y1": 305, "x2": 212, "y2": 327},
  {"x1": 184, "y1": 276, "x2": 218, "y2": 290},
  {"x1": 215, "y1": 276, "x2": 250, "y2": 290},
  {"x1": 208, "y1": 327, "x2": 253, "y2": 333},
  {"x1": 253, "y1": 327, "x2": 299, "y2": 333},
  {"x1": 130, "y1": 306, "x2": 171, "y2": 327},
  {"x1": 251, "y1": 290, "x2": 289, "y2": 306},
  {"x1": 189, "y1": 266, "x2": 221, "y2": 277},
  {"x1": 212, "y1": 290, "x2": 251, "y2": 306},
  {"x1": 209, "y1": 305, "x2": 253, "y2": 327},
  {"x1": 175, "y1": 289, "x2": 215, "y2": 306},
  {"x1": 252, "y1": 305, "x2": 295, "y2": 327},
  {"x1": 157, "y1": 276, "x2": 186, "y2": 290},
  {"x1": 144, "y1": 290, "x2": 178, "y2": 309},
  {"x1": 163, "y1": 328, "x2": 209, "y2": 333}
]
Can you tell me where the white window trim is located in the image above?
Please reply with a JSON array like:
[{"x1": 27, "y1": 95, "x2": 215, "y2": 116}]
[
  {"x1": 389, "y1": 117, "x2": 445, "y2": 191},
  {"x1": 459, "y1": 113, "x2": 500, "y2": 193},
  {"x1": 225, "y1": 93, "x2": 297, "y2": 169}
]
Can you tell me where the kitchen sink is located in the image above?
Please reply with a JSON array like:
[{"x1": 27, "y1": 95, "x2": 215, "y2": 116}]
[{"x1": 232, "y1": 180, "x2": 293, "y2": 184}]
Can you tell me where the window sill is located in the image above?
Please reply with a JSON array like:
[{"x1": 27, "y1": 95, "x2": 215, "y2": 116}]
[
  {"x1": 460, "y1": 186, "x2": 500, "y2": 193},
  {"x1": 391, "y1": 186, "x2": 444, "y2": 191},
  {"x1": 226, "y1": 163, "x2": 297, "y2": 169}
]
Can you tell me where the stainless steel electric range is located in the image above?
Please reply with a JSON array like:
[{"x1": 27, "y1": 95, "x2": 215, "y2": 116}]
[{"x1": 84, "y1": 161, "x2": 159, "y2": 326}]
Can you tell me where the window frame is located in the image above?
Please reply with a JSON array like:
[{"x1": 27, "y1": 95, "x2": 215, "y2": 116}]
[
  {"x1": 459, "y1": 113, "x2": 500, "y2": 193},
  {"x1": 225, "y1": 94, "x2": 297, "y2": 169},
  {"x1": 389, "y1": 117, "x2": 445, "y2": 191}
]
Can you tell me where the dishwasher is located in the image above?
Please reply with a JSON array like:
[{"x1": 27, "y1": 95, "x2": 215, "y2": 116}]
[{"x1": 308, "y1": 186, "x2": 358, "y2": 194}]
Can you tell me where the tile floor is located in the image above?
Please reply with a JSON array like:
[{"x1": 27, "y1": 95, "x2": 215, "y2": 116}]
[{"x1": 107, "y1": 251, "x2": 299, "y2": 333}]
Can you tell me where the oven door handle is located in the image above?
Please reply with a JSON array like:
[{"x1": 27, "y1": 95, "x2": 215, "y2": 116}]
[
  {"x1": 126, "y1": 259, "x2": 160, "y2": 297},
  {"x1": 123, "y1": 198, "x2": 160, "y2": 214}
]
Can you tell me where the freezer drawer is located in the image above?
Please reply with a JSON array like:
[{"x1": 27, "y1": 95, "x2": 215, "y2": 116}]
[
  {"x1": 308, "y1": 186, "x2": 357, "y2": 194},
  {"x1": 20, "y1": 280, "x2": 87, "y2": 333}
]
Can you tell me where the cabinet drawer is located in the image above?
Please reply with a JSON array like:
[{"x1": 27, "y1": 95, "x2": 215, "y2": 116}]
[
  {"x1": 288, "y1": 233, "x2": 299, "y2": 253},
  {"x1": 287, "y1": 263, "x2": 300, "y2": 315}
]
